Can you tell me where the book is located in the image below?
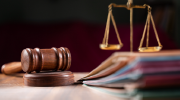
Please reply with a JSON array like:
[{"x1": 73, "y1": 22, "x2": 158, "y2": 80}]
[
  {"x1": 79, "y1": 50, "x2": 180, "y2": 89},
  {"x1": 78, "y1": 50, "x2": 180, "y2": 100},
  {"x1": 80, "y1": 50, "x2": 180, "y2": 80}
]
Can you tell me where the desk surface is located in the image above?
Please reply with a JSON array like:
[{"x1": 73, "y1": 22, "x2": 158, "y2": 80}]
[{"x1": 0, "y1": 73, "x2": 123, "y2": 100}]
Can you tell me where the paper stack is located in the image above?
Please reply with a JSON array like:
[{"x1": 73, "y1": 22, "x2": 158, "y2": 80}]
[{"x1": 80, "y1": 50, "x2": 180, "y2": 100}]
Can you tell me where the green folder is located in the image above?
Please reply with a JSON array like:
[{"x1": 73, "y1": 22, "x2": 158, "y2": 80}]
[{"x1": 84, "y1": 85, "x2": 180, "y2": 100}]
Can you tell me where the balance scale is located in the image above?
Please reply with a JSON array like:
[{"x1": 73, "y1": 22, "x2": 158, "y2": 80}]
[{"x1": 100, "y1": 0, "x2": 163, "y2": 52}]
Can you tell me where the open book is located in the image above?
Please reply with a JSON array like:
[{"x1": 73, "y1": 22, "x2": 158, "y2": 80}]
[{"x1": 79, "y1": 50, "x2": 180, "y2": 90}]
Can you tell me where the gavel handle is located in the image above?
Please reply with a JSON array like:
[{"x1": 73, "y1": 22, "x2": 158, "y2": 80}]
[{"x1": 1, "y1": 62, "x2": 22, "y2": 75}]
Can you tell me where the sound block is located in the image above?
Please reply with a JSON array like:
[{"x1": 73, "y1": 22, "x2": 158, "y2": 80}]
[{"x1": 23, "y1": 71, "x2": 74, "y2": 86}]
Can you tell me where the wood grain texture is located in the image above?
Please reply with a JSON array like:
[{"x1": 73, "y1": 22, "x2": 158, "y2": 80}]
[{"x1": 0, "y1": 73, "x2": 124, "y2": 100}]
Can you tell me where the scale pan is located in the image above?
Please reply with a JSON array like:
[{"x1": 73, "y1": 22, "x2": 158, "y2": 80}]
[
  {"x1": 139, "y1": 46, "x2": 162, "y2": 52},
  {"x1": 100, "y1": 44, "x2": 122, "y2": 50}
]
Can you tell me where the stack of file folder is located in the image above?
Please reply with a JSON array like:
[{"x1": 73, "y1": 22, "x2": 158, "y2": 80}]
[{"x1": 80, "y1": 50, "x2": 180, "y2": 100}]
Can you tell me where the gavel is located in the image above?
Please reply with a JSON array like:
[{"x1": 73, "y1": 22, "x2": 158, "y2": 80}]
[{"x1": 1, "y1": 47, "x2": 71, "y2": 75}]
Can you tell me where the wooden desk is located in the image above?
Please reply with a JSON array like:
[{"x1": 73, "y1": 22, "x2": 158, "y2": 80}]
[{"x1": 0, "y1": 73, "x2": 123, "y2": 100}]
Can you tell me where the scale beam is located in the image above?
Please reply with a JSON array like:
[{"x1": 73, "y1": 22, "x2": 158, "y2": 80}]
[{"x1": 109, "y1": 3, "x2": 146, "y2": 9}]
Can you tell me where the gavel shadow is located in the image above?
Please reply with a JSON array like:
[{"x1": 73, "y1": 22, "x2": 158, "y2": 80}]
[{"x1": 6, "y1": 73, "x2": 24, "y2": 78}]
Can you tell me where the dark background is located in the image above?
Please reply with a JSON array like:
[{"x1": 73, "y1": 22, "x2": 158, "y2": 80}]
[{"x1": 0, "y1": 0, "x2": 179, "y2": 72}]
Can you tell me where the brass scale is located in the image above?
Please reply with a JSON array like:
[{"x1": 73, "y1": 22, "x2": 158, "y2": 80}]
[{"x1": 100, "y1": 0, "x2": 162, "y2": 52}]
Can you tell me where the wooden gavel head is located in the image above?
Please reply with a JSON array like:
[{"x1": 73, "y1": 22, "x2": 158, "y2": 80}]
[{"x1": 21, "y1": 47, "x2": 71, "y2": 73}]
